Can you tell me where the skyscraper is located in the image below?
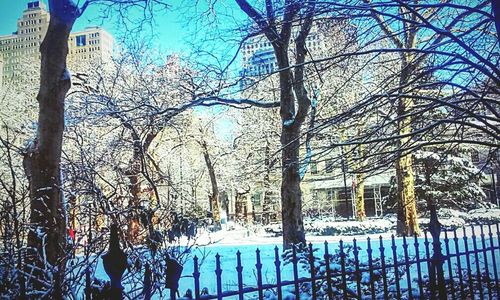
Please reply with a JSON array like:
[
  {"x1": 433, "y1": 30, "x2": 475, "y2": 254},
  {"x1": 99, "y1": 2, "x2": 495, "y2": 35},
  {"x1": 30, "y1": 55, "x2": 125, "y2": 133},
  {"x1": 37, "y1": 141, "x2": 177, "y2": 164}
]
[{"x1": 0, "y1": 1, "x2": 113, "y2": 86}]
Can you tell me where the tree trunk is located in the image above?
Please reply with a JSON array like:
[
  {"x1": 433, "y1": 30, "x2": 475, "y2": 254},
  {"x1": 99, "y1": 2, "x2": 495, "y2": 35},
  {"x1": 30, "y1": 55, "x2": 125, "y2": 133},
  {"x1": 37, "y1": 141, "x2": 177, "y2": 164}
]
[
  {"x1": 354, "y1": 142, "x2": 366, "y2": 221},
  {"x1": 201, "y1": 140, "x2": 220, "y2": 225},
  {"x1": 124, "y1": 130, "x2": 158, "y2": 243},
  {"x1": 355, "y1": 173, "x2": 366, "y2": 221},
  {"x1": 234, "y1": 0, "x2": 314, "y2": 248},
  {"x1": 396, "y1": 62, "x2": 420, "y2": 236},
  {"x1": 280, "y1": 124, "x2": 306, "y2": 248},
  {"x1": 396, "y1": 150, "x2": 420, "y2": 236},
  {"x1": 261, "y1": 138, "x2": 274, "y2": 225},
  {"x1": 23, "y1": 1, "x2": 79, "y2": 296},
  {"x1": 125, "y1": 137, "x2": 143, "y2": 242}
]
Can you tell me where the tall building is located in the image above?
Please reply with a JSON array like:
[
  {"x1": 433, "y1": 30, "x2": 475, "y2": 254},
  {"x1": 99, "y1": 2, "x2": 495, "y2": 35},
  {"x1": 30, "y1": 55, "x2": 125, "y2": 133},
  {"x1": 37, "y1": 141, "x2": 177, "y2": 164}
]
[
  {"x1": 0, "y1": 57, "x2": 3, "y2": 87},
  {"x1": 241, "y1": 24, "x2": 329, "y2": 78},
  {"x1": 0, "y1": 1, "x2": 113, "y2": 86}
]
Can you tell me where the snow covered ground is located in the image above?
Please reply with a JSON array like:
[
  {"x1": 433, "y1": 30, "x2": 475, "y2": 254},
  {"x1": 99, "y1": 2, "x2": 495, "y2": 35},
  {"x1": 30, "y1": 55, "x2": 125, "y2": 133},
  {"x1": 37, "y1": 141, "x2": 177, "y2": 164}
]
[{"x1": 80, "y1": 217, "x2": 500, "y2": 299}]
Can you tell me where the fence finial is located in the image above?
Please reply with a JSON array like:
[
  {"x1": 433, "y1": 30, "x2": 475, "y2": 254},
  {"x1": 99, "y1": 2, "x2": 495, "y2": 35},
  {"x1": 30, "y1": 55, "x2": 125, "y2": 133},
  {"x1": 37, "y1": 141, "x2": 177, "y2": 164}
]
[{"x1": 102, "y1": 223, "x2": 127, "y2": 300}]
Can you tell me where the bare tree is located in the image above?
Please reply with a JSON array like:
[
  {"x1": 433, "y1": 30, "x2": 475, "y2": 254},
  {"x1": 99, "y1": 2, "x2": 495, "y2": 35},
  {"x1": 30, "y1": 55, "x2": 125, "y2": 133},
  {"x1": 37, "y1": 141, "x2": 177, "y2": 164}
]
[
  {"x1": 21, "y1": 0, "x2": 169, "y2": 296},
  {"x1": 233, "y1": 0, "x2": 321, "y2": 248}
]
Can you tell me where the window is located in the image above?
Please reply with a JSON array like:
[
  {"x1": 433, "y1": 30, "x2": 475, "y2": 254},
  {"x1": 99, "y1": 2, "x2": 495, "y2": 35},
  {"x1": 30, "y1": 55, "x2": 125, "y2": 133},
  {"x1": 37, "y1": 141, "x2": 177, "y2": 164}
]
[
  {"x1": 310, "y1": 161, "x2": 318, "y2": 174},
  {"x1": 471, "y1": 150, "x2": 480, "y2": 164},
  {"x1": 325, "y1": 159, "x2": 334, "y2": 173},
  {"x1": 327, "y1": 189, "x2": 334, "y2": 201},
  {"x1": 28, "y1": 2, "x2": 40, "y2": 9},
  {"x1": 76, "y1": 35, "x2": 86, "y2": 46},
  {"x1": 252, "y1": 192, "x2": 262, "y2": 206}
]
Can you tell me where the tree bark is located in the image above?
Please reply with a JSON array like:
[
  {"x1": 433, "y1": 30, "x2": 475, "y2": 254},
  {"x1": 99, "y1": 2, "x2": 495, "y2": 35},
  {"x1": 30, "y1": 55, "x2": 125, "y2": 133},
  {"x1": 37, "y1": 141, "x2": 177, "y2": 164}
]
[
  {"x1": 23, "y1": 0, "x2": 79, "y2": 296},
  {"x1": 261, "y1": 138, "x2": 274, "y2": 225},
  {"x1": 354, "y1": 142, "x2": 366, "y2": 221},
  {"x1": 395, "y1": 59, "x2": 420, "y2": 236},
  {"x1": 201, "y1": 140, "x2": 221, "y2": 225},
  {"x1": 125, "y1": 139, "x2": 143, "y2": 242},
  {"x1": 123, "y1": 129, "x2": 158, "y2": 243},
  {"x1": 355, "y1": 173, "x2": 366, "y2": 221},
  {"x1": 280, "y1": 124, "x2": 306, "y2": 248}
]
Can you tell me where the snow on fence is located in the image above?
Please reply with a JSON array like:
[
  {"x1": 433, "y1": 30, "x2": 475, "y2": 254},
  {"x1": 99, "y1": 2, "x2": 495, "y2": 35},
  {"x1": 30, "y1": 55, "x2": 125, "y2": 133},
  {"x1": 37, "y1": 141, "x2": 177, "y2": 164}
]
[{"x1": 95, "y1": 223, "x2": 500, "y2": 300}]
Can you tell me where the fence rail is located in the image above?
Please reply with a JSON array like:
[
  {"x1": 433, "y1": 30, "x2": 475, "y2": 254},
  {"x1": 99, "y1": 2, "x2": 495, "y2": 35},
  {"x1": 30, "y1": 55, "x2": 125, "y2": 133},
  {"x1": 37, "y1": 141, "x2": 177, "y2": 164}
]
[{"x1": 97, "y1": 223, "x2": 500, "y2": 300}]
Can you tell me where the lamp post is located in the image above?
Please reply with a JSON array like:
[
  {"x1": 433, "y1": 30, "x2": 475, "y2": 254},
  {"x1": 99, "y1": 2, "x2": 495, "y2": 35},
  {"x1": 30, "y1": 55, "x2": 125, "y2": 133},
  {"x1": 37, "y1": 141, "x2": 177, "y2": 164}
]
[
  {"x1": 85, "y1": 197, "x2": 93, "y2": 300},
  {"x1": 340, "y1": 145, "x2": 350, "y2": 220}
]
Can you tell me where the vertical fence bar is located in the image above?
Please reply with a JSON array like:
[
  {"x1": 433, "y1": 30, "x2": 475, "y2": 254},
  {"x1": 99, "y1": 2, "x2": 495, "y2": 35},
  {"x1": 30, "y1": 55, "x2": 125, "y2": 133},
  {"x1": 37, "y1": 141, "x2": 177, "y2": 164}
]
[
  {"x1": 487, "y1": 224, "x2": 499, "y2": 297},
  {"x1": 480, "y1": 226, "x2": 492, "y2": 300},
  {"x1": 463, "y1": 227, "x2": 475, "y2": 300},
  {"x1": 274, "y1": 246, "x2": 282, "y2": 300},
  {"x1": 444, "y1": 231, "x2": 456, "y2": 300},
  {"x1": 453, "y1": 229, "x2": 465, "y2": 299},
  {"x1": 143, "y1": 263, "x2": 152, "y2": 300},
  {"x1": 424, "y1": 231, "x2": 435, "y2": 299},
  {"x1": 379, "y1": 236, "x2": 388, "y2": 300},
  {"x1": 402, "y1": 235, "x2": 412, "y2": 300},
  {"x1": 236, "y1": 251, "x2": 244, "y2": 300},
  {"x1": 85, "y1": 266, "x2": 91, "y2": 300},
  {"x1": 292, "y1": 246, "x2": 300, "y2": 297},
  {"x1": 497, "y1": 224, "x2": 500, "y2": 272},
  {"x1": 340, "y1": 240, "x2": 348, "y2": 300},
  {"x1": 324, "y1": 241, "x2": 334, "y2": 300},
  {"x1": 292, "y1": 245, "x2": 300, "y2": 297},
  {"x1": 413, "y1": 233, "x2": 424, "y2": 298},
  {"x1": 353, "y1": 239, "x2": 362, "y2": 299},
  {"x1": 215, "y1": 253, "x2": 223, "y2": 300},
  {"x1": 309, "y1": 243, "x2": 317, "y2": 300},
  {"x1": 193, "y1": 256, "x2": 200, "y2": 299},
  {"x1": 497, "y1": 223, "x2": 500, "y2": 298},
  {"x1": 255, "y1": 249, "x2": 264, "y2": 300},
  {"x1": 471, "y1": 226, "x2": 484, "y2": 300},
  {"x1": 367, "y1": 237, "x2": 376, "y2": 300},
  {"x1": 391, "y1": 235, "x2": 401, "y2": 299}
]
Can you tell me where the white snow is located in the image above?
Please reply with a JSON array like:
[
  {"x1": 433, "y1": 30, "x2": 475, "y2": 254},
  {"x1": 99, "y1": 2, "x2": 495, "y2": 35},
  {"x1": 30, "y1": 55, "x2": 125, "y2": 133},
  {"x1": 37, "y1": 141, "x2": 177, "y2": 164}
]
[{"x1": 282, "y1": 119, "x2": 294, "y2": 127}]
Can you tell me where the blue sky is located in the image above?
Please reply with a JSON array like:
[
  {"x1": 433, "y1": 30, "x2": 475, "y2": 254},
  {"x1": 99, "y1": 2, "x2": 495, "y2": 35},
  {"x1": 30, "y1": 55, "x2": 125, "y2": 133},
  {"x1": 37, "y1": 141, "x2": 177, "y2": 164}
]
[
  {"x1": 0, "y1": 0, "x2": 247, "y2": 138},
  {"x1": 0, "y1": 0, "x2": 247, "y2": 56}
]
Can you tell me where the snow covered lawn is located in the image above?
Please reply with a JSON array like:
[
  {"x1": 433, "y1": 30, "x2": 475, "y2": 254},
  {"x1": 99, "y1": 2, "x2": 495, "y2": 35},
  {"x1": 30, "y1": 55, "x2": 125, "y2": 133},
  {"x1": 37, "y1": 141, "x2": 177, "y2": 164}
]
[{"x1": 79, "y1": 221, "x2": 500, "y2": 299}]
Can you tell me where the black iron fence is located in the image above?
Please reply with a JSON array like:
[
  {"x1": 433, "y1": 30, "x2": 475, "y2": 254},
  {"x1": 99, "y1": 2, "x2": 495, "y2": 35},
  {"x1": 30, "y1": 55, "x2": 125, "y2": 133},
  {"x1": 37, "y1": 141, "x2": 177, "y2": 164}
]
[{"x1": 97, "y1": 223, "x2": 500, "y2": 300}]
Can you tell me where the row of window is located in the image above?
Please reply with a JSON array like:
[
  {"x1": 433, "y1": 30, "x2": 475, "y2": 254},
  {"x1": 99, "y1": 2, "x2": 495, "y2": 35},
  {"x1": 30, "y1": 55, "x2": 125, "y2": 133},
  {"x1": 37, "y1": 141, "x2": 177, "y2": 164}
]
[
  {"x1": 243, "y1": 41, "x2": 323, "y2": 56},
  {"x1": 20, "y1": 18, "x2": 43, "y2": 27},
  {"x1": 244, "y1": 34, "x2": 322, "y2": 50},
  {"x1": 24, "y1": 12, "x2": 40, "y2": 19},
  {"x1": 2, "y1": 48, "x2": 38, "y2": 60},
  {"x1": 20, "y1": 27, "x2": 43, "y2": 34},
  {"x1": 0, "y1": 38, "x2": 26, "y2": 45},
  {"x1": 309, "y1": 159, "x2": 346, "y2": 175},
  {"x1": 0, "y1": 35, "x2": 42, "y2": 45},
  {"x1": 1, "y1": 41, "x2": 41, "y2": 52},
  {"x1": 72, "y1": 46, "x2": 101, "y2": 54},
  {"x1": 243, "y1": 62, "x2": 276, "y2": 76},
  {"x1": 28, "y1": 2, "x2": 40, "y2": 9}
]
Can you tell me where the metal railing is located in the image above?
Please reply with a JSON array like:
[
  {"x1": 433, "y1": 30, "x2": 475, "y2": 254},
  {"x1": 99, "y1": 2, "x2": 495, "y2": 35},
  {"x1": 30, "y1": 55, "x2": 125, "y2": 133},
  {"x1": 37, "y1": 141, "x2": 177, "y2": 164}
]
[{"x1": 97, "y1": 223, "x2": 500, "y2": 300}]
